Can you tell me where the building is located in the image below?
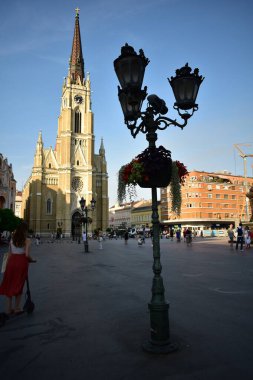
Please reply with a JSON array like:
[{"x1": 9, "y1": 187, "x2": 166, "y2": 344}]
[
  {"x1": 0, "y1": 154, "x2": 16, "y2": 211},
  {"x1": 131, "y1": 199, "x2": 160, "y2": 230},
  {"x1": 109, "y1": 202, "x2": 133, "y2": 229},
  {"x1": 22, "y1": 10, "x2": 108, "y2": 236},
  {"x1": 14, "y1": 191, "x2": 23, "y2": 218},
  {"x1": 109, "y1": 199, "x2": 160, "y2": 233},
  {"x1": 160, "y1": 170, "x2": 253, "y2": 232}
]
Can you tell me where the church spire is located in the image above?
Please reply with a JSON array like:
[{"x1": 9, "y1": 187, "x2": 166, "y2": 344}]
[
  {"x1": 99, "y1": 138, "x2": 105, "y2": 157},
  {"x1": 69, "y1": 8, "x2": 84, "y2": 84},
  {"x1": 34, "y1": 130, "x2": 43, "y2": 167}
]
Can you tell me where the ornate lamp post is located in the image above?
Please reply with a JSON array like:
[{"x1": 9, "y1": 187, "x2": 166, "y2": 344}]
[
  {"x1": 79, "y1": 197, "x2": 96, "y2": 253},
  {"x1": 114, "y1": 43, "x2": 204, "y2": 353}
]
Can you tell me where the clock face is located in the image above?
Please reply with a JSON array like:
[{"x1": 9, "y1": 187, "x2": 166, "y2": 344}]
[{"x1": 74, "y1": 95, "x2": 83, "y2": 104}]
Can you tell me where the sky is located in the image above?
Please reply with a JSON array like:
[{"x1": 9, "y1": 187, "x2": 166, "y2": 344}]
[{"x1": 0, "y1": 0, "x2": 253, "y2": 207}]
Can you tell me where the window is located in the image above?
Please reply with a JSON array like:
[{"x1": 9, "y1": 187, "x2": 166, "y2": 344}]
[
  {"x1": 75, "y1": 110, "x2": 82, "y2": 133},
  {"x1": 208, "y1": 203, "x2": 212, "y2": 208},
  {"x1": 224, "y1": 194, "x2": 228, "y2": 199},
  {"x1": 216, "y1": 185, "x2": 220, "y2": 189},
  {"x1": 208, "y1": 194, "x2": 212, "y2": 198},
  {"x1": 49, "y1": 163, "x2": 51, "y2": 169},
  {"x1": 216, "y1": 194, "x2": 220, "y2": 199},
  {"x1": 46, "y1": 199, "x2": 52, "y2": 214},
  {"x1": 207, "y1": 185, "x2": 212, "y2": 190},
  {"x1": 232, "y1": 195, "x2": 236, "y2": 199},
  {"x1": 77, "y1": 160, "x2": 79, "y2": 166}
]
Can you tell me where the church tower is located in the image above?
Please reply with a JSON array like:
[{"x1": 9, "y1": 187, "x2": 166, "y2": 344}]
[{"x1": 22, "y1": 10, "x2": 109, "y2": 236}]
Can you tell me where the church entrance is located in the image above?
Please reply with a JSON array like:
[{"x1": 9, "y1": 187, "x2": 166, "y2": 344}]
[{"x1": 72, "y1": 211, "x2": 82, "y2": 240}]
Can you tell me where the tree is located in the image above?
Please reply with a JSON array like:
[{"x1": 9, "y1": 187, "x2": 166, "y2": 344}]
[{"x1": 0, "y1": 209, "x2": 22, "y2": 233}]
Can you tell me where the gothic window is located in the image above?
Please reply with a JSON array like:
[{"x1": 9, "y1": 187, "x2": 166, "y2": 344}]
[
  {"x1": 77, "y1": 160, "x2": 79, "y2": 166},
  {"x1": 75, "y1": 110, "x2": 82, "y2": 133},
  {"x1": 46, "y1": 198, "x2": 52, "y2": 214},
  {"x1": 49, "y1": 163, "x2": 51, "y2": 169}
]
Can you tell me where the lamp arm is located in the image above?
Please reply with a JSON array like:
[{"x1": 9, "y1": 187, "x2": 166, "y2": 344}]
[
  {"x1": 126, "y1": 119, "x2": 147, "y2": 138},
  {"x1": 126, "y1": 111, "x2": 189, "y2": 137},
  {"x1": 155, "y1": 115, "x2": 188, "y2": 131}
]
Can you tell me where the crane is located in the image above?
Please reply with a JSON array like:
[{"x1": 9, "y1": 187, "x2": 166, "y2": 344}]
[
  {"x1": 234, "y1": 143, "x2": 253, "y2": 221},
  {"x1": 234, "y1": 143, "x2": 253, "y2": 179}
]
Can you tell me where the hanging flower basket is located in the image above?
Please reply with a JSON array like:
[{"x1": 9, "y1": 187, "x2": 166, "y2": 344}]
[
  {"x1": 117, "y1": 145, "x2": 172, "y2": 202},
  {"x1": 135, "y1": 146, "x2": 172, "y2": 188},
  {"x1": 170, "y1": 160, "x2": 189, "y2": 215},
  {"x1": 118, "y1": 148, "x2": 188, "y2": 216}
]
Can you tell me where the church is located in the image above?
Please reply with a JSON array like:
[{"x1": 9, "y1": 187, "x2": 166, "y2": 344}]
[{"x1": 22, "y1": 10, "x2": 109, "y2": 237}]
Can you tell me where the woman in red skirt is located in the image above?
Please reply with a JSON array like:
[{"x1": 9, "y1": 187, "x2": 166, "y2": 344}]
[{"x1": 0, "y1": 222, "x2": 34, "y2": 315}]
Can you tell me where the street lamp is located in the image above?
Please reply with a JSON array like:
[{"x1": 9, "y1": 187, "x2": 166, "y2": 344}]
[
  {"x1": 114, "y1": 44, "x2": 204, "y2": 353},
  {"x1": 79, "y1": 197, "x2": 96, "y2": 253}
]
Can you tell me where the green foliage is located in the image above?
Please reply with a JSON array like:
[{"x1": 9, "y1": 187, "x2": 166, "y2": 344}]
[
  {"x1": 0, "y1": 209, "x2": 22, "y2": 233},
  {"x1": 170, "y1": 162, "x2": 182, "y2": 215}
]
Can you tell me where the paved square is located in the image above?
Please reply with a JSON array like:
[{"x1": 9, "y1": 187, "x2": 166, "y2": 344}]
[{"x1": 0, "y1": 237, "x2": 253, "y2": 379}]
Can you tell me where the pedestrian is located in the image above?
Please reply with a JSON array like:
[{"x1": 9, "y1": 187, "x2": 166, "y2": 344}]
[
  {"x1": 137, "y1": 236, "x2": 143, "y2": 247},
  {"x1": 0, "y1": 222, "x2": 36, "y2": 316},
  {"x1": 98, "y1": 233, "x2": 103, "y2": 250},
  {"x1": 82, "y1": 231, "x2": 87, "y2": 249},
  {"x1": 183, "y1": 227, "x2": 187, "y2": 242},
  {"x1": 244, "y1": 226, "x2": 251, "y2": 249},
  {"x1": 176, "y1": 229, "x2": 181, "y2": 242},
  {"x1": 170, "y1": 228, "x2": 174, "y2": 241},
  {"x1": 235, "y1": 222, "x2": 244, "y2": 251},
  {"x1": 124, "y1": 231, "x2": 129, "y2": 245},
  {"x1": 185, "y1": 227, "x2": 192, "y2": 246},
  {"x1": 227, "y1": 224, "x2": 235, "y2": 249},
  {"x1": 35, "y1": 234, "x2": 40, "y2": 246}
]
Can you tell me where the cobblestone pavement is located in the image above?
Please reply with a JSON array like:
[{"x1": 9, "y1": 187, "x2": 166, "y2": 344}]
[{"x1": 0, "y1": 237, "x2": 253, "y2": 380}]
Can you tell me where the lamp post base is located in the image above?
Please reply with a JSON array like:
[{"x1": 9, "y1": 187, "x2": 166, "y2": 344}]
[
  {"x1": 142, "y1": 339, "x2": 178, "y2": 354},
  {"x1": 143, "y1": 302, "x2": 178, "y2": 354}
]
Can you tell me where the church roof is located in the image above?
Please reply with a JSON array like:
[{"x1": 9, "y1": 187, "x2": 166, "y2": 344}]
[{"x1": 69, "y1": 8, "x2": 84, "y2": 83}]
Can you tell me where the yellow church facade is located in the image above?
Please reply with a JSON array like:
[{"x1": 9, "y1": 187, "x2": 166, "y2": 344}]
[{"x1": 22, "y1": 10, "x2": 109, "y2": 237}]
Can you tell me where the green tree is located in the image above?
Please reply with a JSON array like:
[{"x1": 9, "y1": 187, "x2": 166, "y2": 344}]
[{"x1": 0, "y1": 209, "x2": 22, "y2": 233}]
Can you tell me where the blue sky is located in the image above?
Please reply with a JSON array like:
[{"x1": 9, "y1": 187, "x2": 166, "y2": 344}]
[{"x1": 0, "y1": 0, "x2": 253, "y2": 206}]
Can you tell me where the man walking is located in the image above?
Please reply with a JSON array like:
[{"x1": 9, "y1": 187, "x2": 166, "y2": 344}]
[
  {"x1": 227, "y1": 224, "x2": 235, "y2": 249},
  {"x1": 236, "y1": 222, "x2": 244, "y2": 252}
]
